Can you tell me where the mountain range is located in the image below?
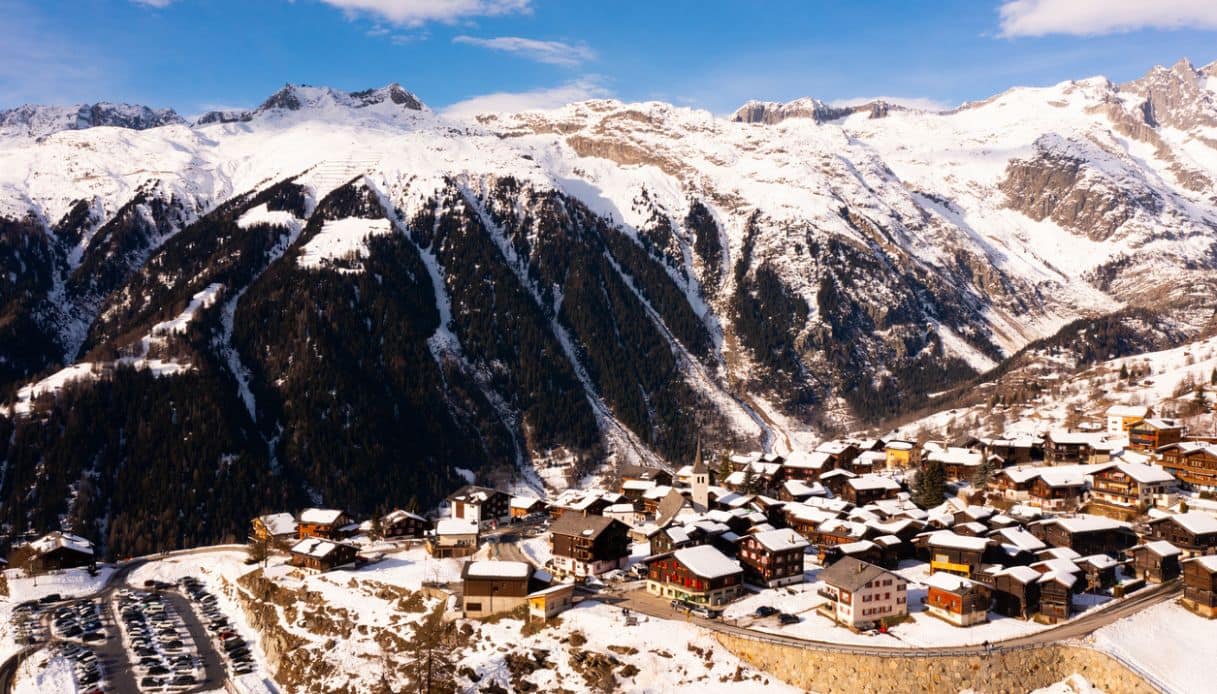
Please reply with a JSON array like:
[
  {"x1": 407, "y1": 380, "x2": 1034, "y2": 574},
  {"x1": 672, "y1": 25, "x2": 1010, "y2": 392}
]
[{"x1": 2, "y1": 59, "x2": 1217, "y2": 556}]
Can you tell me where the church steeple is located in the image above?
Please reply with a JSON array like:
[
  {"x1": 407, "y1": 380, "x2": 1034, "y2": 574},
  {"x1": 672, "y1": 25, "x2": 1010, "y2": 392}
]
[
  {"x1": 692, "y1": 435, "x2": 707, "y2": 475},
  {"x1": 691, "y1": 434, "x2": 709, "y2": 511}
]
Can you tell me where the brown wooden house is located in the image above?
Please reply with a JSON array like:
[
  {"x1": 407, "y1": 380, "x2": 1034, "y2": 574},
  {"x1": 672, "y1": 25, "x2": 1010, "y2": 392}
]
[
  {"x1": 1158, "y1": 442, "x2": 1217, "y2": 491},
  {"x1": 251, "y1": 513, "x2": 298, "y2": 547},
  {"x1": 461, "y1": 560, "x2": 545, "y2": 618},
  {"x1": 1183, "y1": 556, "x2": 1217, "y2": 618},
  {"x1": 738, "y1": 529, "x2": 809, "y2": 587},
  {"x1": 381, "y1": 509, "x2": 431, "y2": 538},
  {"x1": 924, "y1": 572, "x2": 991, "y2": 626},
  {"x1": 843, "y1": 475, "x2": 902, "y2": 506},
  {"x1": 1147, "y1": 512, "x2": 1217, "y2": 554},
  {"x1": 289, "y1": 538, "x2": 358, "y2": 572},
  {"x1": 297, "y1": 508, "x2": 353, "y2": 540},
  {"x1": 990, "y1": 565, "x2": 1041, "y2": 619},
  {"x1": 1127, "y1": 541, "x2": 1183, "y2": 583},
  {"x1": 549, "y1": 514, "x2": 631, "y2": 578},
  {"x1": 924, "y1": 531, "x2": 990, "y2": 578},
  {"x1": 1036, "y1": 517, "x2": 1138, "y2": 556},
  {"x1": 1127, "y1": 419, "x2": 1183, "y2": 452},
  {"x1": 14, "y1": 532, "x2": 96, "y2": 573},
  {"x1": 645, "y1": 545, "x2": 744, "y2": 606}
]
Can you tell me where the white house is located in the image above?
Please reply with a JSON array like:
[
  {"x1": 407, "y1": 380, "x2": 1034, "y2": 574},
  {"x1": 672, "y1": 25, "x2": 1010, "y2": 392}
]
[{"x1": 817, "y1": 557, "x2": 908, "y2": 629}]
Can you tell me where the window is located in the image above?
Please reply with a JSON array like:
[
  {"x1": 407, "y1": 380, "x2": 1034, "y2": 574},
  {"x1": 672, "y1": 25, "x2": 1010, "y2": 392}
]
[{"x1": 466, "y1": 602, "x2": 482, "y2": 611}]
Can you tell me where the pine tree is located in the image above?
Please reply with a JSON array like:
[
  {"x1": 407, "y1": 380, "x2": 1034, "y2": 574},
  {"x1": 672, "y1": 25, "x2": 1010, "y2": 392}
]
[
  {"x1": 370, "y1": 511, "x2": 385, "y2": 541},
  {"x1": 247, "y1": 535, "x2": 269, "y2": 566},
  {"x1": 404, "y1": 604, "x2": 458, "y2": 694},
  {"x1": 1120, "y1": 364, "x2": 1129, "y2": 380},
  {"x1": 717, "y1": 456, "x2": 733, "y2": 485},
  {"x1": 912, "y1": 460, "x2": 947, "y2": 509},
  {"x1": 971, "y1": 457, "x2": 996, "y2": 490}
]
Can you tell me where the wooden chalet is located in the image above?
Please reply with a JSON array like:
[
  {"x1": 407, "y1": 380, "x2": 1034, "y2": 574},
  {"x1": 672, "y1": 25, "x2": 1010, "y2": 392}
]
[
  {"x1": 1182, "y1": 556, "x2": 1217, "y2": 618},
  {"x1": 1127, "y1": 418, "x2": 1183, "y2": 452},
  {"x1": 650, "y1": 524, "x2": 705, "y2": 554},
  {"x1": 924, "y1": 531, "x2": 990, "y2": 578},
  {"x1": 924, "y1": 572, "x2": 991, "y2": 627},
  {"x1": 427, "y1": 518, "x2": 479, "y2": 558},
  {"x1": 1147, "y1": 512, "x2": 1217, "y2": 554},
  {"x1": 645, "y1": 545, "x2": 744, "y2": 606},
  {"x1": 980, "y1": 437, "x2": 1036, "y2": 465},
  {"x1": 251, "y1": 513, "x2": 298, "y2": 548},
  {"x1": 1127, "y1": 541, "x2": 1182, "y2": 583},
  {"x1": 1087, "y1": 462, "x2": 1176, "y2": 512},
  {"x1": 509, "y1": 496, "x2": 548, "y2": 519},
  {"x1": 548, "y1": 514, "x2": 631, "y2": 578},
  {"x1": 446, "y1": 485, "x2": 511, "y2": 527},
  {"x1": 461, "y1": 560, "x2": 545, "y2": 618},
  {"x1": 14, "y1": 532, "x2": 95, "y2": 573},
  {"x1": 989, "y1": 565, "x2": 1041, "y2": 619},
  {"x1": 619, "y1": 464, "x2": 674, "y2": 489},
  {"x1": 297, "y1": 508, "x2": 353, "y2": 539},
  {"x1": 818, "y1": 469, "x2": 856, "y2": 497},
  {"x1": 289, "y1": 538, "x2": 358, "y2": 572},
  {"x1": 1028, "y1": 469, "x2": 1087, "y2": 511},
  {"x1": 1035, "y1": 568, "x2": 1079, "y2": 621},
  {"x1": 814, "y1": 440, "x2": 862, "y2": 471},
  {"x1": 843, "y1": 475, "x2": 902, "y2": 506},
  {"x1": 381, "y1": 509, "x2": 431, "y2": 538},
  {"x1": 1158, "y1": 442, "x2": 1217, "y2": 491},
  {"x1": 1043, "y1": 431, "x2": 1111, "y2": 465},
  {"x1": 1075, "y1": 554, "x2": 1119, "y2": 591},
  {"x1": 1035, "y1": 517, "x2": 1137, "y2": 556},
  {"x1": 738, "y1": 528, "x2": 809, "y2": 587},
  {"x1": 925, "y1": 447, "x2": 984, "y2": 481}
]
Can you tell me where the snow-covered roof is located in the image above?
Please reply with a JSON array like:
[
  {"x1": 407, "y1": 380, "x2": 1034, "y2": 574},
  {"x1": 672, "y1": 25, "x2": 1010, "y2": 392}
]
[
  {"x1": 465, "y1": 560, "x2": 531, "y2": 579},
  {"x1": 1032, "y1": 557, "x2": 1081, "y2": 575},
  {"x1": 257, "y1": 513, "x2": 298, "y2": 536},
  {"x1": 1107, "y1": 462, "x2": 1176, "y2": 485},
  {"x1": 1141, "y1": 540, "x2": 1182, "y2": 557},
  {"x1": 674, "y1": 545, "x2": 742, "y2": 579},
  {"x1": 885, "y1": 440, "x2": 914, "y2": 451},
  {"x1": 848, "y1": 475, "x2": 901, "y2": 491},
  {"x1": 1001, "y1": 466, "x2": 1042, "y2": 484},
  {"x1": 623, "y1": 479, "x2": 656, "y2": 490},
  {"x1": 1035, "y1": 468, "x2": 1087, "y2": 488},
  {"x1": 1190, "y1": 555, "x2": 1217, "y2": 572},
  {"x1": 923, "y1": 571, "x2": 978, "y2": 592},
  {"x1": 1050, "y1": 516, "x2": 1128, "y2": 534},
  {"x1": 996, "y1": 565, "x2": 1042, "y2": 583},
  {"x1": 1106, "y1": 405, "x2": 1149, "y2": 418},
  {"x1": 926, "y1": 447, "x2": 982, "y2": 467},
  {"x1": 1047, "y1": 430, "x2": 1112, "y2": 446},
  {"x1": 290, "y1": 537, "x2": 350, "y2": 559},
  {"x1": 815, "y1": 440, "x2": 855, "y2": 455},
  {"x1": 750, "y1": 528, "x2": 810, "y2": 552},
  {"x1": 838, "y1": 540, "x2": 877, "y2": 554},
  {"x1": 992, "y1": 527, "x2": 1046, "y2": 552},
  {"x1": 29, "y1": 531, "x2": 94, "y2": 556},
  {"x1": 926, "y1": 531, "x2": 989, "y2": 552},
  {"x1": 1038, "y1": 546, "x2": 1081, "y2": 561},
  {"x1": 435, "y1": 519, "x2": 479, "y2": 535},
  {"x1": 1078, "y1": 554, "x2": 1118, "y2": 569},
  {"x1": 299, "y1": 508, "x2": 345, "y2": 525},
  {"x1": 784, "y1": 450, "x2": 833, "y2": 470},
  {"x1": 510, "y1": 495, "x2": 543, "y2": 509},
  {"x1": 1160, "y1": 511, "x2": 1217, "y2": 535}
]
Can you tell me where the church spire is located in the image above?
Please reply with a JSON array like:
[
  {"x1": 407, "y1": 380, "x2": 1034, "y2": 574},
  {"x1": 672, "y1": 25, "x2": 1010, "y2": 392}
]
[{"x1": 691, "y1": 434, "x2": 707, "y2": 474}]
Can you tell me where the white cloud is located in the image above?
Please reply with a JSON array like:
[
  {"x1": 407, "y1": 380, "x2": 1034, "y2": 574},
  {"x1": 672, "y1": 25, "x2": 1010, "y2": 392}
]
[
  {"x1": 829, "y1": 96, "x2": 953, "y2": 112},
  {"x1": 452, "y1": 35, "x2": 594, "y2": 66},
  {"x1": 317, "y1": 0, "x2": 530, "y2": 27},
  {"x1": 131, "y1": 0, "x2": 174, "y2": 7},
  {"x1": 442, "y1": 78, "x2": 611, "y2": 119},
  {"x1": 998, "y1": 0, "x2": 1217, "y2": 37}
]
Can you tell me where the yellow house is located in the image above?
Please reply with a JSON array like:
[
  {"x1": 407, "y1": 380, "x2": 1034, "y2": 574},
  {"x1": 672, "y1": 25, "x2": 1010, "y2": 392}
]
[
  {"x1": 527, "y1": 583, "x2": 575, "y2": 622},
  {"x1": 884, "y1": 440, "x2": 914, "y2": 468}
]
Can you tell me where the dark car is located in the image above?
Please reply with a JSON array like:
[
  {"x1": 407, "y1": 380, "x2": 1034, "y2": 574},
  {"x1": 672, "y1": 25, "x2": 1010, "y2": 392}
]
[
  {"x1": 81, "y1": 631, "x2": 105, "y2": 642},
  {"x1": 147, "y1": 665, "x2": 171, "y2": 676},
  {"x1": 754, "y1": 606, "x2": 778, "y2": 618},
  {"x1": 140, "y1": 676, "x2": 164, "y2": 688},
  {"x1": 170, "y1": 675, "x2": 197, "y2": 686},
  {"x1": 778, "y1": 613, "x2": 800, "y2": 625},
  {"x1": 39, "y1": 593, "x2": 63, "y2": 604},
  {"x1": 61, "y1": 626, "x2": 84, "y2": 638}
]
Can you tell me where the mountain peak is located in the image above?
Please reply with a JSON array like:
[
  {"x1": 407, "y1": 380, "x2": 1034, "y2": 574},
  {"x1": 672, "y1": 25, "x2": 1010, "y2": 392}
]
[
  {"x1": 731, "y1": 96, "x2": 909, "y2": 125},
  {"x1": 0, "y1": 102, "x2": 184, "y2": 138},
  {"x1": 256, "y1": 83, "x2": 426, "y2": 114}
]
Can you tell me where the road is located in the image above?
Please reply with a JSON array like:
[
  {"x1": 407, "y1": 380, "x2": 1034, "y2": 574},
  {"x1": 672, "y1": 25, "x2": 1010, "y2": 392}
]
[
  {"x1": 161, "y1": 590, "x2": 227, "y2": 691},
  {"x1": 587, "y1": 578, "x2": 1181, "y2": 657}
]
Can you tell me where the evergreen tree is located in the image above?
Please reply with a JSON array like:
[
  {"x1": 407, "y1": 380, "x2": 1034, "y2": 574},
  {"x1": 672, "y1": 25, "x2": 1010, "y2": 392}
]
[
  {"x1": 247, "y1": 535, "x2": 270, "y2": 566},
  {"x1": 1119, "y1": 363, "x2": 1129, "y2": 380},
  {"x1": 911, "y1": 460, "x2": 947, "y2": 509},
  {"x1": 404, "y1": 604, "x2": 458, "y2": 694},
  {"x1": 971, "y1": 457, "x2": 997, "y2": 490}
]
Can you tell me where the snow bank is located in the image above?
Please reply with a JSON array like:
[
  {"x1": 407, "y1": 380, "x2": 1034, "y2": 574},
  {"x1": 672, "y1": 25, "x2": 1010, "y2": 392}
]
[{"x1": 297, "y1": 217, "x2": 392, "y2": 270}]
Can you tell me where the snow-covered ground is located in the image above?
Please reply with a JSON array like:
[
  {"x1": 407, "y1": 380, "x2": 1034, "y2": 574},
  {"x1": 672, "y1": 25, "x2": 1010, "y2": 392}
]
[
  {"x1": 11, "y1": 649, "x2": 75, "y2": 694},
  {"x1": 1027, "y1": 674, "x2": 1103, "y2": 694},
  {"x1": 1090, "y1": 600, "x2": 1214, "y2": 694},
  {"x1": 1, "y1": 566, "x2": 114, "y2": 663},
  {"x1": 296, "y1": 217, "x2": 392, "y2": 271}
]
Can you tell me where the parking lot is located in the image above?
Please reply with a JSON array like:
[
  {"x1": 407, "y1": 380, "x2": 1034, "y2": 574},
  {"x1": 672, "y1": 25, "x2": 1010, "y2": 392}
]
[
  {"x1": 114, "y1": 588, "x2": 207, "y2": 690},
  {"x1": 175, "y1": 576, "x2": 257, "y2": 677}
]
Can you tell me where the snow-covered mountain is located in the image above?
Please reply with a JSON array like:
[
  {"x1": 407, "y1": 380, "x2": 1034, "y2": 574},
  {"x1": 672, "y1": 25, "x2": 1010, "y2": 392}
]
[{"x1": 3, "y1": 59, "x2": 1217, "y2": 555}]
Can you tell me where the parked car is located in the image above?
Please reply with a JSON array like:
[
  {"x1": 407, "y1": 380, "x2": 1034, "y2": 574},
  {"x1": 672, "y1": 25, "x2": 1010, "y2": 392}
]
[
  {"x1": 778, "y1": 613, "x2": 800, "y2": 625},
  {"x1": 754, "y1": 606, "x2": 778, "y2": 618}
]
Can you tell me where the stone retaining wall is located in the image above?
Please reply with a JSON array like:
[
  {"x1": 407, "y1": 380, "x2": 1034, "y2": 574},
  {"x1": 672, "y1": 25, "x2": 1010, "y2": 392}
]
[{"x1": 716, "y1": 635, "x2": 1157, "y2": 694}]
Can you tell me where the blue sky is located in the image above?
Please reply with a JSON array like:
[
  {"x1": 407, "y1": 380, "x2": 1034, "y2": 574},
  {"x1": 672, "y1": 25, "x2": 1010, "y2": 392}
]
[{"x1": 2, "y1": 0, "x2": 1217, "y2": 116}]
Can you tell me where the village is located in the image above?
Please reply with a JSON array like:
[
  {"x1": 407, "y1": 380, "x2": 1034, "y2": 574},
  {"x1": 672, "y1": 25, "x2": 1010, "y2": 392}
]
[{"x1": 7, "y1": 402, "x2": 1217, "y2": 692}]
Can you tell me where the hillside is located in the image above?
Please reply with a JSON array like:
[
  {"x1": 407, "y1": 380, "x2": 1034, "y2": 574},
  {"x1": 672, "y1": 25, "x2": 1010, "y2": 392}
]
[{"x1": 2, "y1": 60, "x2": 1217, "y2": 555}]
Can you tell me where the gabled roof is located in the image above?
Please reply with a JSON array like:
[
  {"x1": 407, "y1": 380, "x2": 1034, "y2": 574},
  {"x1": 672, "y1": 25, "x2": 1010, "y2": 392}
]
[
  {"x1": 925, "y1": 530, "x2": 989, "y2": 552},
  {"x1": 1188, "y1": 555, "x2": 1217, "y2": 572},
  {"x1": 674, "y1": 545, "x2": 741, "y2": 579},
  {"x1": 655, "y1": 488, "x2": 693, "y2": 527},
  {"x1": 257, "y1": 512, "x2": 298, "y2": 536},
  {"x1": 463, "y1": 560, "x2": 532, "y2": 580},
  {"x1": 447, "y1": 485, "x2": 504, "y2": 505},
  {"x1": 820, "y1": 556, "x2": 898, "y2": 592},
  {"x1": 1106, "y1": 405, "x2": 1149, "y2": 418},
  {"x1": 995, "y1": 565, "x2": 1041, "y2": 584},
  {"x1": 1152, "y1": 511, "x2": 1217, "y2": 535},
  {"x1": 549, "y1": 513, "x2": 624, "y2": 541},
  {"x1": 991, "y1": 527, "x2": 1046, "y2": 552},
  {"x1": 435, "y1": 518, "x2": 479, "y2": 535},
  {"x1": 299, "y1": 508, "x2": 345, "y2": 525},
  {"x1": 1104, "y1": 462, "x2": 1176, "y2": 485},
  {"x1": 848, "y1": 475, "x2": 900, "y2": 492},
  {"x1": 750, "y1": 528, "x2": 810, "y2": 552},
  {"x1": 29, "y1": 531, "x2": 94, "y2": 556},
  {"x1": 923, "y1": 571, "x2": 980, "y2": 593},
  {"x1": 1137, "y1": 540, "x2": 1182, "y2": 558},
  {"x1": 290, "y1": 537, "x2": 353, "y2": 559}
]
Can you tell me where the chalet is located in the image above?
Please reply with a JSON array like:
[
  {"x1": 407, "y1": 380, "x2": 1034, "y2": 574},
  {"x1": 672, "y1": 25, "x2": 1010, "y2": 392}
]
[
  {"x1": 603, "y1": 502, "x2": 645, "y2": 528},
  {"x1": 1147, "y1": 512, "x2": 1217, "y2": 554},
  {"x1": 1043, "y1": 431, "x2": 1113, "y2": 465},
  {"x1": 651, "y1": 524, "x2": 704, "y2": 554},
  {"x1": 297, "y1": 508, "x2": 353, "y2": 539},
  {"x1": 738, "y1": 529, "x2": 808, "y2": 587},
  {"x1": 446, "y1": 485, "x2": 511, "y2": 527},
  {"x1": 1127, "y1": 541, "x2": 1182, "y2": 583},
  {"x1": 251, "y1": 513, "x2": 298, "y2": 547},
  {"x1": 925, "y1": 531, "x2": 990, "y2": 578},
  {"x1": 645, "y1": 545, "x2": 744, "y2": 606},
  {"x1": 995, "y1": 467, "x2": 1042, "y2": 500},
  {"x1": 527, "y1": 582, "x2": 576, "y2": 623},
  {"x1": 809, "y1": 519, "x2": 870, "y2": 548},
  {"x1": 1158, "y1": 442, "x2": 1217, "y2": 491},
  {"x1": 990, "y1": 526, "x2": 1047, "y2": 555},
  {"x1": 1035, "y1": 566, "x2": 1081, "y2": 621},
  {"x1": 1036, "y1": 517, "x2": 1137, "y2": 556},
  {"x1": 990, "y1": 565, "x2": 1042, "y2": 619},
  {"x1": 1075, "y1": 554, "x2": 1119, "y2": 591},
  {"x1": 621, "y1": 478, "x2": 657, "y2": 500},
  {"x1": 722, "y1": 461, "x2": 783, "y2": 494},
  {"x1": 549, "y1": 514, "x2": 631, "y2": 578},
  {"x1": 843, "y1": 475, "x2": 902, "y2": 506},
  {"x1": 925, "y1": 447, "x2": 984, "y2": 481},
  {"x1": 509, "y1": 496, "x2": 547, "y2": 519},
  {"x1": 1087, "y1": 462, "x2": 1176, "y2": 511},
  {"x1": 461, "y1": 560, "x2": 545, "y2": 618},
  {"x1": 819, "y1": 469, "x2": 857, "y2": 496},
  {"x1": 427, "y1": 518, "x2": 479, "y2": 558},
  {"x1": 619, "y1": 464, "x2": 673, "y2": 488},
  {"x1": 980, "y1": 437, "x2": 1036, "y2": 465},
  {"x1": 851, "y1": 451, "x2": 886, "y2": 475},
  {"x1": 817, "y1": 557, "x2": 908, "y2": 629},
  {"x1": 783, "y1": 450, "x2": 834, "y2": 482},
  {"x1": 1127, "y1": 418, "x2": 1183, "y2": 452},
  {"x1": 952, "y1": 505, "x2": 996, "y2": 527},
  {"x1": 826, "y1": 539, "x2": 890, "y2": 568},
  {"x1": 1028, "y1": 469, "x2": 1087, "y2": 511},
  {"x1": 779, "y1": 479, "x2": 826, "y2": 502},
  {"x1": 381, "y1": 509, "x2": 431, "y2": 539},
  {"x1": 883, "y1": 440, "x2": 915, "y2": 469},
  {"x1": 14, "y1": 532, "x2": 95, "y2": 573},
  {"x1": 1106, "y1": 405, "x2": 1151, "y2": 437},
  {"x1": 1182, "y1": 556, "x2": 1217, "y2": 618},
  {"x1": 924, "y1": 572, "x2": 991, "y2": 627},
  {"x1": 289, "y1": 538, "x2": 358, "y2": 572},
  {"x1": 815, "y1": 440, "x2": 862, "y2": 470}
]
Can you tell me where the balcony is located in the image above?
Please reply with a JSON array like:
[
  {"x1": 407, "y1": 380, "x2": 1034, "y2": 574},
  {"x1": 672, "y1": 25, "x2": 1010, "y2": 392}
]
[{"x1": 817, "y1": 588, "x2": 839, "y2": 602}]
